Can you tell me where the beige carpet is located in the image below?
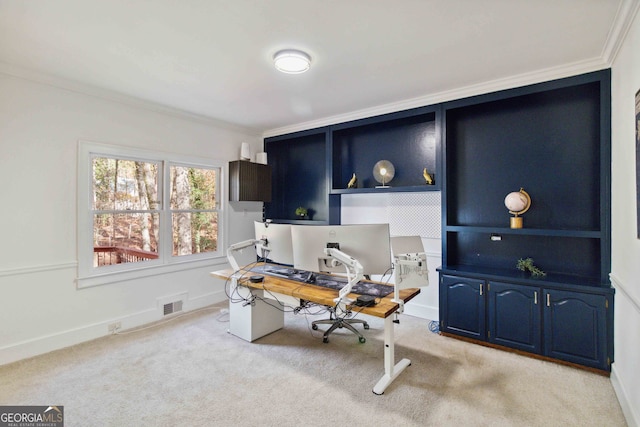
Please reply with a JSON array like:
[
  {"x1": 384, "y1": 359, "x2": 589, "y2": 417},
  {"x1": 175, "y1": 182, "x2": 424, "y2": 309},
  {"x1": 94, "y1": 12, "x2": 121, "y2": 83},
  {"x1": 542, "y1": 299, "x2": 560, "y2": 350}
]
[{"x1": 0, "y1": 303, "x2": 627, "y2": 427}]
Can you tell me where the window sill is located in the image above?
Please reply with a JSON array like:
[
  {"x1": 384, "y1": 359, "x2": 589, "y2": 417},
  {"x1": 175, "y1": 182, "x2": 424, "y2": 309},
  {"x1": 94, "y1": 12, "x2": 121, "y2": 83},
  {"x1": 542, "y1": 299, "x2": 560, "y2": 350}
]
[{"x1": 76, "y1": 255, "x2": 228, "y2": 289}]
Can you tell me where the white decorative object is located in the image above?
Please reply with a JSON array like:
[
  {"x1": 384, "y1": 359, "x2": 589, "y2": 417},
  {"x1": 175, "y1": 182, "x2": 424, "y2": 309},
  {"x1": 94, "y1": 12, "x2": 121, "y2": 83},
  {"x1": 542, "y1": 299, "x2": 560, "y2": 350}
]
[
  {"x1": 373, "y1": 160, "x2": 395, "y2": 188},
  {"x1": 240, "y1": 142, "x2": 251, "y2": 161},
  {"x1": 504, "y1": 188, "x2": 531, "y2": 228},
  {"x1": 256, "y1": 152, "x2": 268, "y2": 164}
]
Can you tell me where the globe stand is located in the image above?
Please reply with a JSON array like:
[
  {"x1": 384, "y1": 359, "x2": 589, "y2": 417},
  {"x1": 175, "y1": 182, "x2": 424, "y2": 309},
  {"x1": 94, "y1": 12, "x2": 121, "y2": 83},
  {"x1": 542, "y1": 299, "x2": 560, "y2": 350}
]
[
  {"x1": 510, "y1": 216, "x2": 523, "y2": 229},
  {"x1": 505, "y1": 188, "x2": 531, "y2": 229}
]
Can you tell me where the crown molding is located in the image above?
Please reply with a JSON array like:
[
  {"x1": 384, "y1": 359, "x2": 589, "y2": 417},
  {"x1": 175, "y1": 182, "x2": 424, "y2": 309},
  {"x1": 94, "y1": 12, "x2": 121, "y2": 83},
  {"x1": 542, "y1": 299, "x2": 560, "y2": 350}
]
[
  {"x1": 602, "y1": 0, "x2": 640, "y2": 65},
  {"x1": 0, "y1": 61, "x2": 260, "y2": 136},
  {"x1": 264, "y1": 0, "x2": 640, "y2": 139},
  {"x1": 263, "y1": 57, "x2": 608, "y2": 138}
]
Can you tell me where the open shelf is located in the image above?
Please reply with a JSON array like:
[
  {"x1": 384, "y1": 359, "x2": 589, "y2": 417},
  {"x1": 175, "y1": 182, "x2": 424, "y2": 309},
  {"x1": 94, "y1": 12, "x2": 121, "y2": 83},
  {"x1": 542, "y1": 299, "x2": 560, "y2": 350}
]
[
  {"x1": 264, "y1": 128, "x2": 339, "y2": 224},
  {"x1": 331, "y1": 107, "x2": 440, "y2": 192},
  {"x1": 442, "y1": 70, "x2": 610, "y2": 286},
  {"x1": 444, "y1": 225, "x2": 602, "y2": 238}
]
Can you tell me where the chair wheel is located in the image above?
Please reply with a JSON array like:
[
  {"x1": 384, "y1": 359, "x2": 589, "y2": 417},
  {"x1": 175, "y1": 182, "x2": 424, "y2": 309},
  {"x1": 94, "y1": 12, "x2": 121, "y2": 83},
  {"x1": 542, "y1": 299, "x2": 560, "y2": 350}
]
[
  {"x1": 359, "y1": 336, "x2": 366, "y2": 343},
  {"x1": 364, "y1": 323, "x2": 370, "y2": 329},
  {"x1": 312, "y1": 324, "x2": 318, "y2": 330},
  {"x1": 323, "y1": 337, "x2": 329, "y2": 343}
]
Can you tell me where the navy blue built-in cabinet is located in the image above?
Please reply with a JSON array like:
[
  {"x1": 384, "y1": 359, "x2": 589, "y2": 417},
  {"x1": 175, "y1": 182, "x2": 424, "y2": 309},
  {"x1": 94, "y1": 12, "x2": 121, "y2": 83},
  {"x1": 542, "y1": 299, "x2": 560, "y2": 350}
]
[
  {"x1": 439, "y1": 69, "x2": 614, "y2": 372},
  {"x1": 264, "y1": 105, "x2": 441, "y2": 223},
  {"x1": 263, "y1": 69, "x2": 614, "y2": 372}
]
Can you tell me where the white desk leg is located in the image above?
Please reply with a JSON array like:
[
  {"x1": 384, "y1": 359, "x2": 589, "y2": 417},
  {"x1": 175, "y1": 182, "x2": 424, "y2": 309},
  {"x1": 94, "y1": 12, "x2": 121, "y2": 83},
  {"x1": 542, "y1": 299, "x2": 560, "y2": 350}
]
[{"x1": 372, "y1": 315, "x2": 411, "y2": 395}]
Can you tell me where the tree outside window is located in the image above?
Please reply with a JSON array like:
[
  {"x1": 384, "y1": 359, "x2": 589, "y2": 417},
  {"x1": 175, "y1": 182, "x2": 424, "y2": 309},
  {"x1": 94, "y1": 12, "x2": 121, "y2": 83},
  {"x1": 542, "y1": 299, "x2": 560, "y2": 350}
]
[{"x1": 90, "y1": 155, "x2": 220, "y2": 269}]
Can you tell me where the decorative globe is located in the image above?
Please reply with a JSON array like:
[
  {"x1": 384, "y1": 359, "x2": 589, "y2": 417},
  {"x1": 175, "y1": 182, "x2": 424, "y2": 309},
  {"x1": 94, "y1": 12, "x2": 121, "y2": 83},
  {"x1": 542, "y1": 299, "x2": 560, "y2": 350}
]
[
  {"x1": 504, "y1": 188, "x2": 531, "y2": 216},
  {"x1": 505, "y1": 192, "x2": 528, "y2": 214}
]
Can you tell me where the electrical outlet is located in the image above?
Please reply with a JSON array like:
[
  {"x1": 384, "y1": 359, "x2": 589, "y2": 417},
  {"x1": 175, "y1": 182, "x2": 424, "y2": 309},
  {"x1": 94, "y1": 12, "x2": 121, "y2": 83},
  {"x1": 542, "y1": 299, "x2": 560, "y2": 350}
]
[{"x1": 108, "y1": 322, "x2": 121, "y2": 333}]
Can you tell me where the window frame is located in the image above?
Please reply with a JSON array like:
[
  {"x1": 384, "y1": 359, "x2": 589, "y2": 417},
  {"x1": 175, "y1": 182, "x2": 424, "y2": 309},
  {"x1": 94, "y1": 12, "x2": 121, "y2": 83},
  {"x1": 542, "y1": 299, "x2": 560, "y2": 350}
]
[{"x1": 77, "y1": 141, "x2": 227, "y2": 288}]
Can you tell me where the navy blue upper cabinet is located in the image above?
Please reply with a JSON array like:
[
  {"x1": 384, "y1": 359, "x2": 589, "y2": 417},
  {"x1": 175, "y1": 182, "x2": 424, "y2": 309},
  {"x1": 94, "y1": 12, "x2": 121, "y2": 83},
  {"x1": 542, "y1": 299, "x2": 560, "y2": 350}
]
[
  {"x1": 264, "y1": 105, "x2": 441, "y2": 224},
  {"x1": 442, "y1": 69, "x2": 611, "y2": 287},
  {"x1": 264, "y1": 128, "x2": 340, "y2": 224}
]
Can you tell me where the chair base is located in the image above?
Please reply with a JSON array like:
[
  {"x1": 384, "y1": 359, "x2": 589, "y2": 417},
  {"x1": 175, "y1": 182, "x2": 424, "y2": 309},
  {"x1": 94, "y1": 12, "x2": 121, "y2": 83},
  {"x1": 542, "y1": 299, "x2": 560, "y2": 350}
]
[{"x1": 312, "y1": 316, "x2": 369, "y2": 343}]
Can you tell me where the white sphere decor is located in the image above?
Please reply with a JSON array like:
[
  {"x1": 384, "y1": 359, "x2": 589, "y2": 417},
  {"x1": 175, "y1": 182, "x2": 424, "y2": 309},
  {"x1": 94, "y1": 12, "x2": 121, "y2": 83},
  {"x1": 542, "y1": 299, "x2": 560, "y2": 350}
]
[
  {"x1": 505, "y1": 191, "x2": 529, "y2": 213},
  {"x1": 504, "y1": 188, "x2": 531, "y2": 228}
]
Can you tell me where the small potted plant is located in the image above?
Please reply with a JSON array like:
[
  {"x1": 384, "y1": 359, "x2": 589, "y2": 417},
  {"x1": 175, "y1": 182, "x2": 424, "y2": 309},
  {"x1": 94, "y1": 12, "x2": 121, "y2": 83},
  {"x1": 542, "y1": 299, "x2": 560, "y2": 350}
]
[
  {"x1": 295, "y1": 206, "x2": 308, "y2": 219},
  {"x1": 516, "y1": 257, "x2": 546, "y2": 278}
]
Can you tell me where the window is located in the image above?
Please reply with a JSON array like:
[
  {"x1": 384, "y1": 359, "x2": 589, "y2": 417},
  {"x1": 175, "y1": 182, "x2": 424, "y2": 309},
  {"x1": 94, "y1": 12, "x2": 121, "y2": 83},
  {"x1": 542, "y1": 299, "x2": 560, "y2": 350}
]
[
  {"x1": 78, "y1": 142, "x2": 225, "y2": 287},
  {"x1": 169, "y1": 164, "x2": 219, "y2": 257}
]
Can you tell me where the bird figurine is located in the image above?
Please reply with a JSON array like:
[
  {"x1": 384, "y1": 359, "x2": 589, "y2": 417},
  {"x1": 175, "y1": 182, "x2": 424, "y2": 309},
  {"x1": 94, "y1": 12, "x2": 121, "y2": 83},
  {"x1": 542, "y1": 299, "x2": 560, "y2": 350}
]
[
  {"x1": 423, "y1": 168, "x2": 434, "y2": 185},
  {"x1": 347, "y1": 172, "x2": 357, "y2": 189}
]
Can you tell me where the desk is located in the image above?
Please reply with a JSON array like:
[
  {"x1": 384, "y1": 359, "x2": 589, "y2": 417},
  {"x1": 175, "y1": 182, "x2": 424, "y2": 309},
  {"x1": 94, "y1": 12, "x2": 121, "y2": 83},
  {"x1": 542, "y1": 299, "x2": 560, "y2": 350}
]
[{"x1": 211, "y1": 264, "x2": 420, "y2": 394}]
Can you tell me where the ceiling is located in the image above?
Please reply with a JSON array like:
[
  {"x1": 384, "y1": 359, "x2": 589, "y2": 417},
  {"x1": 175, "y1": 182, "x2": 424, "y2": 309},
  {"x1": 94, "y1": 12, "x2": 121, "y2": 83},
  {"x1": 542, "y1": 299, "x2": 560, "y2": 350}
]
[{"x1": 0, "y1": 0, "x2": 634, "y2": 134}]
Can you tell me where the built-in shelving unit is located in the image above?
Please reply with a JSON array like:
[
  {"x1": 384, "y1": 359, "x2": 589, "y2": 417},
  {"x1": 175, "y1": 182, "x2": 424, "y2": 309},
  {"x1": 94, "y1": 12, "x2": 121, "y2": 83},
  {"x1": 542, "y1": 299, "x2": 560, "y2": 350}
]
[
  {"x1": 264, "y1": 128, "x2": 339, "y2": 224},
  {"x1": 263, "y1": 68, "x2": 614, "y2": 372},
  {"x1": 330, "y1": 106, "x2": 440, "y2": 193},
  {"x1": 439, "y1": 69, "x2": 614, "y2": 372},
  {"x1": 264, "y1": 106, "x2": 441, "y2": 224}
]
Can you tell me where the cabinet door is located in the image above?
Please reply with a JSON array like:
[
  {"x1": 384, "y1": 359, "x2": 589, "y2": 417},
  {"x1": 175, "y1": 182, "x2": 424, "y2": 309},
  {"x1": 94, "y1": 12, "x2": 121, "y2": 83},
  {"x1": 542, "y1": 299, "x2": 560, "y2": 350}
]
[
  {"x1": 229, "y1": 161, "x2": 272, "y2": 202},
  {"x1": 543, "y1": 290, "x2": 608, "y2": 370},
  {"x1": 440, "y1": 275, "x2": 486, "y2": 340},
  {"x1": 488, "y1": 282, "x2": 541, "y2": 354}
]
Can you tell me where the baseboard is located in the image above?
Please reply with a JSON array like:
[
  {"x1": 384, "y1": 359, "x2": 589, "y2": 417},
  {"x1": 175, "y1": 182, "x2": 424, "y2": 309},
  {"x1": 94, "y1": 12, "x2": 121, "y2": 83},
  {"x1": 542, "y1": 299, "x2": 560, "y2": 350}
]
[
  {"x1": 611, "y1": 365, "x2": 639, "y2": 427},
  {"x1": 403, "y1": 301, "x2": 437, "y2": 321},
  {"x1": 0, "y1": 289, "x2": 227, "y2": 366}
]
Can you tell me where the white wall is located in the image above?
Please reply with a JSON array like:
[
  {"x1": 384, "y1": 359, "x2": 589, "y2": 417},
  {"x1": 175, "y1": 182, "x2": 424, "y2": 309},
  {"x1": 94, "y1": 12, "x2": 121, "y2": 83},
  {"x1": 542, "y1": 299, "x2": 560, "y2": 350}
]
[
  {"x1": 0, "y1": 73, "x2": 263, "y2": 365},
  {"x1": 341, "y1": 192, "x2": 441, "y2": 320},
  {"x1": 610, "y1": 6, "x2": 640, "y2": 426}
]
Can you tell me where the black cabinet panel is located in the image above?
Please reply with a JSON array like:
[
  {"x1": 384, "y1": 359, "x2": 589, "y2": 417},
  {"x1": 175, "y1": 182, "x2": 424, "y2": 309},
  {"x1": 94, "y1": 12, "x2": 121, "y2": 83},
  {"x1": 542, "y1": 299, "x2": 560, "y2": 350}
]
[
  {"x1": 488, "y1": 281, "x2": 541, "y2": 353},
  {"x1": 229, "y1": 161, "x2": 271, "y2": 202}
]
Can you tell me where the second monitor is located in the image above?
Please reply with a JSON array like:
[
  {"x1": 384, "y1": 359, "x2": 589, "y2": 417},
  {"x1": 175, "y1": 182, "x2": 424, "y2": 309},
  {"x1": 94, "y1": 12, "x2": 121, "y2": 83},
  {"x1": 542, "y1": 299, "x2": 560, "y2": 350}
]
[{"x1": 291, "y1": 223, "x2": 392, "y2": 276}]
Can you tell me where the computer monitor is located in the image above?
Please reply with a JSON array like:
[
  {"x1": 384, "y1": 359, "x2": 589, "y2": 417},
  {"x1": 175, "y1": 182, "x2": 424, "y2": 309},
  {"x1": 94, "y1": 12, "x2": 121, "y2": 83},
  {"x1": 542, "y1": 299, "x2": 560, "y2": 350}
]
[
  {"x1": 290, "y1": 224, "x2": 392, "y2": 276},
  {"x1": 254, "y1": 221, "x2": 294, "y2": 266}
]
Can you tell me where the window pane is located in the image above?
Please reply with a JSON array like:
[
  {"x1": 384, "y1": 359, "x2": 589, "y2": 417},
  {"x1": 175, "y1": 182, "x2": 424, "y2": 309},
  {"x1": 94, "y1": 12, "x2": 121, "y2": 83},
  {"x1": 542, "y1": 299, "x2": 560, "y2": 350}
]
[
  {"x1": 170, "y1": 166, "x2": 217, "y2": 210},
  {"x1": 92, "y1": 157, "x2": 159, "y2": 210},
  {"x1": 93, "y1": 213, "x2": 159, "y2": 267},
  {"x1": 172, "y1": 212, "x2": 218, "y2": 256}
]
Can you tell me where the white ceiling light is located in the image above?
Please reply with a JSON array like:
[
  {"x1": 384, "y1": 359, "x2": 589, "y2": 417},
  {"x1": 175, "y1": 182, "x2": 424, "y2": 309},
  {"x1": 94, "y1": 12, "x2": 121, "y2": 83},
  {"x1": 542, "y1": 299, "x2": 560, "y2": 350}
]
[{"x1": 273, "y1": 49, "x2": 311, "y2": 74}]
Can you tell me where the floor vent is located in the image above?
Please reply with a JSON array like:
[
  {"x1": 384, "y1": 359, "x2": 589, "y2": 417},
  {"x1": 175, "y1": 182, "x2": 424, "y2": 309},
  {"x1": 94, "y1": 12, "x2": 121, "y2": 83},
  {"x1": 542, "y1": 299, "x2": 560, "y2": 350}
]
[{"x1": 163, "y1": 300, "x2": 183, "y2": 316}]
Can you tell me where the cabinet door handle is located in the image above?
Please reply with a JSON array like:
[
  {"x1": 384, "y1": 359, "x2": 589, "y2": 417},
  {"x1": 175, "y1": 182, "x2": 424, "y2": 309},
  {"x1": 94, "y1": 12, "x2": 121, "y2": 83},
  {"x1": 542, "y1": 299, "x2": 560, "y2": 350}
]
[
  {"x1": 480, "y1": 283, "x2": 483, "y2": 296},
  {"x1": 534, "y1": 291, "x2": 538, "y2": 305},
  {"x1": 546, "y1": 293, "x2": 551, "y2": 307}
]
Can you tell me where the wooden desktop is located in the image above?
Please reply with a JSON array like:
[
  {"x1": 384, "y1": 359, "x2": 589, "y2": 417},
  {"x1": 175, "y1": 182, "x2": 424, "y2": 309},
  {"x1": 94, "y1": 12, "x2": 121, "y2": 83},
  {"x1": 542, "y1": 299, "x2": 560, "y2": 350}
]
[{"x1": 211, "y1": 263, "x2": 420, "y2": 394}]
